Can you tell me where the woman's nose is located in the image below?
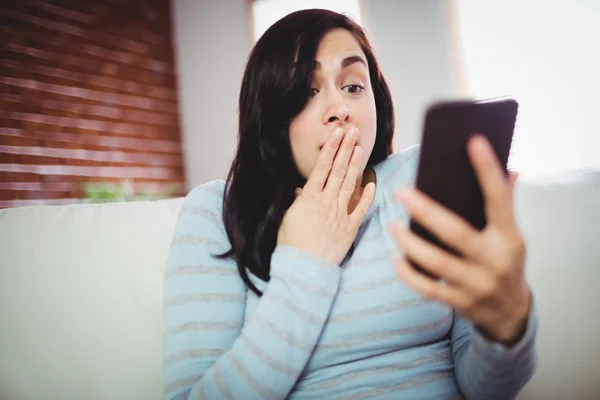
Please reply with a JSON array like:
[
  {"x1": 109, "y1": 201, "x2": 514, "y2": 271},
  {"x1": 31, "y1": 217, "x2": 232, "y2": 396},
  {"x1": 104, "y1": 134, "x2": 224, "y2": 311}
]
[{"x1": 324, "y1": 92, "x2": 350, "y2": 125}]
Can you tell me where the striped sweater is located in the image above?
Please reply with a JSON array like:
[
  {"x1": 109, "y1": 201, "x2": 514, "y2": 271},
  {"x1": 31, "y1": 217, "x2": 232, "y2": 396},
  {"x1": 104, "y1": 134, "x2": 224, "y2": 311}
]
[{"x1": 162, "y1": 145, "x2": 538, "y2": 399}]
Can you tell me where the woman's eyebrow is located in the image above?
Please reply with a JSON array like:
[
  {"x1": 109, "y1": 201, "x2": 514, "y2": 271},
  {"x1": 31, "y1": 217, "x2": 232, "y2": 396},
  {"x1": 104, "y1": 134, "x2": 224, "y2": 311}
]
[
  {"x1": 341, "y1": 55, "x2": 367, "y2": 69},
  {"x1": 313, "y1": 55, "x2": 367, "y2": 70}
]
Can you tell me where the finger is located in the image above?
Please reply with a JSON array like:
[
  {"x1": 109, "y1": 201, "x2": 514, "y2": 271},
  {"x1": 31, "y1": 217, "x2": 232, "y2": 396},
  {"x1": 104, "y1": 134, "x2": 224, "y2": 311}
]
[
  {"x1": 338, "y1": 145, "x2": 362, "y2": 208},
  {"x1": 396, "y1": 188, "x2": 485, "y2": 263},
  {"x1": 468, "y1": 135, "x2": 516, "y2": 232},
  {"x1": 303, "y1": 128, "x2": 344, "y2": 194},
  {"x1": 391, "y1": 225, "x2": 493, "y2": 296},
  {"x1": 348, "y1": 182, "x2": 375, "y2": 228},
  {"x1": 323, "y1": 127, "x2": 359, "y2": 199},
  {"x1": 395, "y1": 256, "x2": 471, "y2": 310},
  {"x1": 508, "y1": 171, "x2": 518, "y2": 197}
]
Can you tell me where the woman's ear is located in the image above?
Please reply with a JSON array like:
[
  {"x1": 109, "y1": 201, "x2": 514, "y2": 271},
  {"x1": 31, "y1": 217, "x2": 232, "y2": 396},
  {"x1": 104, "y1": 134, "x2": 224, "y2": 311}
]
[{"x1": 294, "y1": 187, "x2": 303, "y2": 198}]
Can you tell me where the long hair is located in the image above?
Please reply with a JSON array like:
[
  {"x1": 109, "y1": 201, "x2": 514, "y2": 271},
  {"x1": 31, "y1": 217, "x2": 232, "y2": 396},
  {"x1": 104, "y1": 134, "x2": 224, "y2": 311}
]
[{"x1": 217, "y1": 9, "x2": 395, "y2": 296}]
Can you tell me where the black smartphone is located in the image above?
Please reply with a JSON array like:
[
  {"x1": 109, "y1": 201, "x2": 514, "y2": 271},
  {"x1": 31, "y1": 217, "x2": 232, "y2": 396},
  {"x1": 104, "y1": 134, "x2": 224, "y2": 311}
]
[{"x1": 408, "y1": 97, "x2": 519, "y2": 279}]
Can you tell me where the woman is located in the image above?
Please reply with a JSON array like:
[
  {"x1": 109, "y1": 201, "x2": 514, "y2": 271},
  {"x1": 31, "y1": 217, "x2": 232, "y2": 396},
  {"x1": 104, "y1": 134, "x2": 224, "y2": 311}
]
[{"x1": 162, "y1": 9, "x2": 537, "y2": 400}]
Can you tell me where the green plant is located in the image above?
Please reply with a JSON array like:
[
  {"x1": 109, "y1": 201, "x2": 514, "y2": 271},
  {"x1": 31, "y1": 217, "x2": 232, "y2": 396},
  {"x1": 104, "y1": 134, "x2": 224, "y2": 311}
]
[{"x1": 81, "y1": 179, "x2": 175, "y2": 203}]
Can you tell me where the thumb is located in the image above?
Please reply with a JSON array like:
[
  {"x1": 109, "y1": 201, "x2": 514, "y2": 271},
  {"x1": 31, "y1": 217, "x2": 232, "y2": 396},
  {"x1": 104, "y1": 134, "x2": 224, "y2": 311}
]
[{"x1": 508, "y1": 171, "x2": 519, "y2": 195}]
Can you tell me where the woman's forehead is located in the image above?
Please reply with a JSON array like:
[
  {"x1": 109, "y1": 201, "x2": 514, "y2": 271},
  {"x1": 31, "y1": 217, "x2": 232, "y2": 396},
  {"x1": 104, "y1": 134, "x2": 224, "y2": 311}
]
[
  {"x1": 315, "y1": 29, "x2": 363, "y2": 59},
  {"x1": 311, "y1": 30, "x2": 367, "y2": 72}
]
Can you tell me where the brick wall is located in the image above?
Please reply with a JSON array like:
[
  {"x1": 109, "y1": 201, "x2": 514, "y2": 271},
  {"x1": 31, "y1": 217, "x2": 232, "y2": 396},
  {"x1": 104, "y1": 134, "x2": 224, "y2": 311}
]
[{"x1": 0, "y1": 0, "x2": 185, "y2": 208}]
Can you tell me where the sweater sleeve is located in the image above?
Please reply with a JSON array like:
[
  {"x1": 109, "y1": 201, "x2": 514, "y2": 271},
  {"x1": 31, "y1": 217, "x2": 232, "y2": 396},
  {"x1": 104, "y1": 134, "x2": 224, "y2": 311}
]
[
  {"x1": 450, "y1": 290, "x2": 539, "y2": 399},
  {"x1": 162, "y1": 183, "x2": 342, "y2": 400}
]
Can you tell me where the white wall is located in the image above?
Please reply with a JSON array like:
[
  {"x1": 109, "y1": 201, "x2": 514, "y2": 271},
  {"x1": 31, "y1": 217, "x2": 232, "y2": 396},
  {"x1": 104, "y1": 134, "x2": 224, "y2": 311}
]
[
  {"x1": 171, "y1": 0, "x2": 252, "y2": 190},
  {"x1": 252, "y1": 0, "x2": 361, "y2": 41},
  {"x1": 457, "y1": 0, "x2": 600, "y2": 176},
  {"x1": 359, "y1": 0, "x2": 464, "y2": 152},
  {"x1": 171, "y1": 0, "x2": 461, "y2": 188}
]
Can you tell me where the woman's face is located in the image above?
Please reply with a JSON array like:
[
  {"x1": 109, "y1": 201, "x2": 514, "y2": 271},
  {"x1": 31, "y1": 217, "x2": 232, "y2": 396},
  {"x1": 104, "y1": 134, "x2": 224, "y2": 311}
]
[{"x1": 289, "y1": 28, "x2": 377, "y2": 180}]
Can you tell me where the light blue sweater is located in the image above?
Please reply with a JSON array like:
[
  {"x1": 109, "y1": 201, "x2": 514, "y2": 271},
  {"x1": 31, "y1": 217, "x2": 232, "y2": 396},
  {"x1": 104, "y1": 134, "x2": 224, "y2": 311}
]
[{"x1": 162, "y1": 145, "x2": 538, "y2": 399}]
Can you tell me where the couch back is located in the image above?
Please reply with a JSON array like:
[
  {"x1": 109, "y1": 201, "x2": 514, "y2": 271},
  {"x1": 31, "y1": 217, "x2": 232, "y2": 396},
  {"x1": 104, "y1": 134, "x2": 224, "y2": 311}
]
[
  {"x1": 0, "y1": 198, "x2": 183, "y2": 400},
  {"x1": 0, "y1": 173, "x2": 598, "y2": 400}
]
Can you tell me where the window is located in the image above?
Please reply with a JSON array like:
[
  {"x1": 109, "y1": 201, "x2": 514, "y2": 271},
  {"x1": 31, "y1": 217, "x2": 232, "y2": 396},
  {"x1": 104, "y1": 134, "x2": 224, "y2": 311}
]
[
  {"x1": 252, "y1": 0, "x2": 361, "y2": 42},
  {"x1": 456, "y1": 0, "x2": 600, "y2": 176}
]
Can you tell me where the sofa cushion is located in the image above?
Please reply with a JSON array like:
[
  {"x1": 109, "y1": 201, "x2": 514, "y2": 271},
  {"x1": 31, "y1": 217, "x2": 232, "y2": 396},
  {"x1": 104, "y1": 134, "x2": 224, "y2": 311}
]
[{"x1": 0, "y1": 198, "x2": 183, "y2": 400}]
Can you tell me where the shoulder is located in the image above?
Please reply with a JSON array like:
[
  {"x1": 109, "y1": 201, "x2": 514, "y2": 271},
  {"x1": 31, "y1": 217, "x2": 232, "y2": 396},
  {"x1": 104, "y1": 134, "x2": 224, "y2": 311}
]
[
  {"x1": 373, "y1": 144, "x2": 421, "y2": 190},
  {"x1": 173, "y1": 179, "x2": 227, "y2": 239},
  {"x1": 180, "y1": 180, "x2": 226, "y2": 213}
]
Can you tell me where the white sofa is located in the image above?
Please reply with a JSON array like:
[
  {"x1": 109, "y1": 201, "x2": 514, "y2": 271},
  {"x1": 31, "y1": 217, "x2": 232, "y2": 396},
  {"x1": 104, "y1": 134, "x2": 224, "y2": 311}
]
[{"x1": 0, "y1": 172, "x2": 599, "y2": 400}]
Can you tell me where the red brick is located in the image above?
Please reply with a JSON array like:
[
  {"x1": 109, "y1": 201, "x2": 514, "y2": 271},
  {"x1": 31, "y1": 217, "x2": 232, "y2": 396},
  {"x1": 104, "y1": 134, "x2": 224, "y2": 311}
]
[
  {"x1": 0, "y1": 135, "x2": 42, "y2": 147},
  {"x1": 20, "y1": 120, "x2": 45, "y2": 132},
  {"x1": 0, "y1": 153, "x2": 19, "y2": 164},
  {"x1": 43, "y1": 140, "x2": 83, "y2": 150},
  {"x1": 0, "y1": 115, "x2": 21, "y2": 129},
  {"x1": 0, "y1": 171, "x2": 42, "y2": 183},
  {"x1": 0, "y1": 190, "x2": 20, "y2": 201},
  {"x1": 18, "y1": 154, "x2": 63, "y2": 165},
  {"x1": 64, "y1": 158, "x2": 106, "y2": 167},
  {"x1": 42, "y1": 175, "x2": 80, "y2": 183}
]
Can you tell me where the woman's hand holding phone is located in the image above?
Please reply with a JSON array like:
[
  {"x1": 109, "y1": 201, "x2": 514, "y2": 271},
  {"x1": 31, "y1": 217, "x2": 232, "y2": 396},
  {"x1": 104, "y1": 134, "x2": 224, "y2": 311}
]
[{"x1": 392, "y1": 135, "x2": 531, "y2": 346}]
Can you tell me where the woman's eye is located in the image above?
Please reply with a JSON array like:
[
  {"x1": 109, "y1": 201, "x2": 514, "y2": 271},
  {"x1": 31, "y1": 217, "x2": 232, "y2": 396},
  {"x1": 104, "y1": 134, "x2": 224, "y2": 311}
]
[
  {"x1": 343, "y1": 85, "x2": 364, "y2": 94},
  {"x1": 309, "y1": 88, "x2": 319, "y2": 97}
]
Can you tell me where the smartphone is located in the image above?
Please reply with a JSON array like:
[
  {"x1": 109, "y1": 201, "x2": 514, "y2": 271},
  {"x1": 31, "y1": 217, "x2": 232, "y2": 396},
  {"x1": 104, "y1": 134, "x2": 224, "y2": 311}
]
[{"x1": 408, "y1": 97, "x2": 519, "y2": 279}]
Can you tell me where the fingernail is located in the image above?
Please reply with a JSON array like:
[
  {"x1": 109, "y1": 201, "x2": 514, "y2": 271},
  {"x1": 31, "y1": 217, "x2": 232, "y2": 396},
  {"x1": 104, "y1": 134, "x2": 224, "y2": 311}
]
[
  {"x1": 473, "y1": 135, "x2": 490, "y2": 152},
  {"x1": 333, "y1": 128, "x2": 343, "y2": 139}
]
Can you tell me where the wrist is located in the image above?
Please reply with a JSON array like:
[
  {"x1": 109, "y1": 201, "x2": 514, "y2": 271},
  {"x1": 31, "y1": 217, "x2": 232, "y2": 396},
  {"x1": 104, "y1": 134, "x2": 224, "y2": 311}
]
[{"x1": 480, "y1": 285, "x2": 532, "y2": 346}]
